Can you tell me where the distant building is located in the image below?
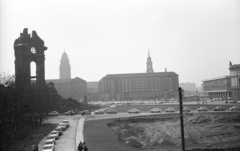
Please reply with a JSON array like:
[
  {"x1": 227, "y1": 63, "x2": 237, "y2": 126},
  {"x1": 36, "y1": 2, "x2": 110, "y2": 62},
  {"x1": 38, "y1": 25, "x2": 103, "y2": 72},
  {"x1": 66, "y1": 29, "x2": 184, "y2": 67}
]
[
  {"x1": 86, "y1": 81, "x2": 100, "y2": 101},
  {"x1": 179, "y1": 82, "x2": 196, "y2": 91},
  {"x1": 60, "y1": 51, "x2": 71, "y2": 79},
  {"x1": 98, "y1": 51, "x2": 178, "y2": 101},
  {"x1": 229, "y1": 62, "x2": 240, "y2": 101},
  {"x1": 179, "y1": 82, "x2": 197, "y2": 96},
  {"x1": 46, "y1": 77, "x2": 87, "y2": 101},
  {"x1": 202, "y1": 76, "x2": 231, "y2": 99},
  {"x1": 98, "y1": 72, "x2": 179, "y2": 101},
  {"x1": 46, "y1": 51, "x2": 87, "y2": 101}
]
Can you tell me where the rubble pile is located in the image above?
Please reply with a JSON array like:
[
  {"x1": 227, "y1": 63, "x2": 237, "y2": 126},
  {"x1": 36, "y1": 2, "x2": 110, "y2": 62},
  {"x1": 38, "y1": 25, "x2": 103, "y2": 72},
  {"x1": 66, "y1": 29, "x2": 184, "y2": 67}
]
[{"x1": 108, "y1": 113, "x2": 240, "y2": 149}]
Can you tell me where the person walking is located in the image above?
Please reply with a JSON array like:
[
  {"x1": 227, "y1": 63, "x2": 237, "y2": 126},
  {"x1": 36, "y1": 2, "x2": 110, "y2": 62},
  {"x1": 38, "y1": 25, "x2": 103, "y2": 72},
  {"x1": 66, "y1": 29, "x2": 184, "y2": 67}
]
[
  {"x1": 82, "y1": 141, "x2": 88, "y2": 151},
  {"x1": 32, "y1": 143, "x2": 36, "y2": 151},
  {"x1": 78, "y1": 141, "x2": 83, "y2": 151}
]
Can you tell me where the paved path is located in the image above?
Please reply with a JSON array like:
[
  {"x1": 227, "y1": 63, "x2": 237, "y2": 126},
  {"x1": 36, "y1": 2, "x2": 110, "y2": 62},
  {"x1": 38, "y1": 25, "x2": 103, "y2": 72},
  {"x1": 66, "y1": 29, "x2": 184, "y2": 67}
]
[
  {"x1": 75, "y1": 116, "x2": 85, "y2": 150},
  {"x1": 39, "y1": 115, "x2": 84, "y2": 151}
]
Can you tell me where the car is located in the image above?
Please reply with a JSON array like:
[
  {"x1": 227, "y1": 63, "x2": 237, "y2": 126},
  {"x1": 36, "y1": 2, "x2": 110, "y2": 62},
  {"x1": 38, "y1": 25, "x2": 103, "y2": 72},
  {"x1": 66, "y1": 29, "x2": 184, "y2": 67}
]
[
  {"x1": 49, "y1": 130, "x2": 59, "y2": 139},
  {"x1": 94, "y1": 110, "x2": 104, "y2": 114},
  {"x1": 48, "y1": 111, "x2": 59, "y2": 116},
  {"x1": 43, "y1": 139, "x2": 55, "y2": 147},
  {"x1": 165, "y1": 107, "x2": 175, "y2": 112},
  {"x1": 150, "y1": 108, "x2": 162, "y2": 113},
  {"x1": 236, "y1": 101, "x2": 240, "y2": 104},
  {"x1": 81, "y1": 110, "x2": 90, "y2": 116},
  {"x1": 58, "y1": 123, "x2": 68, "y2": 130},
  {"x1": 230, "y1": 106, "x2": 240, "y2": 111},
  {"x1": 183, "y1": 107, "x2": 191, "y2": 112},
  {"x1": 213, "y1": 106, "x2": 225, "y2": 111},
  {"x1": 128, "y1": 108, "x2": 140, "y2": 113},
  {"x1": 42, "y1": 145, "x2": 54, "y2": 151},
  {"x1": 55, "y1": 127, "x2": 63, "y2": 136},
  {"x1": 197, "y1": 106, "x2": 208, "y2": 111},
  {"x1": 64, "y1": 110, "x2": 74, "y2": 115},
  {"x1": 106, "y1": 109, "x2": 118, "y2": 114},
  {"x1": 46, "y1": 135, "x2": 56, "y2": 143},
  {"x1": 62, "y1": 120, "x2": 70, "y2": 127}
]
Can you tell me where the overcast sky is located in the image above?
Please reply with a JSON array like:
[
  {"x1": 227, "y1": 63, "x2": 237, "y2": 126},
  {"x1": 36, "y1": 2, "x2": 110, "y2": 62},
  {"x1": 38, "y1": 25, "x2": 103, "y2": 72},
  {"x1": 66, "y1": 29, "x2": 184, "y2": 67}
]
[{"x1": 0, "y1": 0, "x2": 240, "y2": 87}]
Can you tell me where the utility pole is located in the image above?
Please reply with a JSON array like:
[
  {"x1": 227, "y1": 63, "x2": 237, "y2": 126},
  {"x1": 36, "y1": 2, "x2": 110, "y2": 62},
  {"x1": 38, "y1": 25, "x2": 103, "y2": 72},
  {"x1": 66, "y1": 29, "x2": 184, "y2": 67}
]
[{"x1": 179, "y1": 87, "x2": 185, "y2": 151}]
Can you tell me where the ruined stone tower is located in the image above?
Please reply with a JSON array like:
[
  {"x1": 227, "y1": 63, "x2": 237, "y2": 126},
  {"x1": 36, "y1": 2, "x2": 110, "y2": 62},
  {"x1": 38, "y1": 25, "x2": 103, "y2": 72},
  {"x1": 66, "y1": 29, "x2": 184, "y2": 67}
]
[{"x1": 14, "y1": 28, "x2": 48, "y2": 96}]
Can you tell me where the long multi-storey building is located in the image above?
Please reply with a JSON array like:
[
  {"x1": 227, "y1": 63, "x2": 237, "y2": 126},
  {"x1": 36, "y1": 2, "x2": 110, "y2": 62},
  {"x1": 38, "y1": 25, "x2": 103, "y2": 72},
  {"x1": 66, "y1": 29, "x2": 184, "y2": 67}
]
[
  {"x1": 202, "y1": 76, "x2": 231, "y2": 99},
  {"x1": 98, "y1": 72, "x2": 179, "y2": 101}
]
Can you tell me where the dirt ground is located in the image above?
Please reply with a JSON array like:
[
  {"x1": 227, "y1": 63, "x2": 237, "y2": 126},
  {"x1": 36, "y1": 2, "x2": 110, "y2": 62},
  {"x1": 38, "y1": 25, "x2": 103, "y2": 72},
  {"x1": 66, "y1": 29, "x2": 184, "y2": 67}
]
[{"x1": 107, "y1": 112, "x2": 240, "y2": 150}]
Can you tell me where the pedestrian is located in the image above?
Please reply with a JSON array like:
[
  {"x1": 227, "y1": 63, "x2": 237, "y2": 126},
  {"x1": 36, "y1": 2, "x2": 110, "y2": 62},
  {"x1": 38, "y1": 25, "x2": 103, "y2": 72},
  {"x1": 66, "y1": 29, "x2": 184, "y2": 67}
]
[
  {"x1": 32, "y1": 143, "x2": 36, "y2": 151},
  {"x1": 34, "y1": 144, "x2": 38, "y2": 151},
  {"x1": 82, "y1": 141, "x2": 88, "y2": 151},
  {"x1": 78, "y1": 141, "x2": 83, "y2": 151}
]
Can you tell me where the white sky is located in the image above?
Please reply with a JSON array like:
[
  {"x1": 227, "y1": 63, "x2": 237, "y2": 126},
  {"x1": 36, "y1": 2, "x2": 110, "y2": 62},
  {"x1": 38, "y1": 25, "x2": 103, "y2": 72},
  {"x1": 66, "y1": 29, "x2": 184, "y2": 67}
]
[{"x1": 0, "y1": 0, "x2": 240, "y2": 87}]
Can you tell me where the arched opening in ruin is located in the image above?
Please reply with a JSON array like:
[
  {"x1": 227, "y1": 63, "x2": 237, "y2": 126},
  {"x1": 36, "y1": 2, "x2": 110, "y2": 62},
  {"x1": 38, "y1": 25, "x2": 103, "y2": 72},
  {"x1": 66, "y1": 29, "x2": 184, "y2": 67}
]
[{"x1": 30, "y1": 61, "x2": 37, "y2": 85}]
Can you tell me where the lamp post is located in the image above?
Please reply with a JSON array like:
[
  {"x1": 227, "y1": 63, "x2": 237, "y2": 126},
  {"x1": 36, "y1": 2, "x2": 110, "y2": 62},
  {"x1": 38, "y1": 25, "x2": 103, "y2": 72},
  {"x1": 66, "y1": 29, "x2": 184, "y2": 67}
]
[{"x1": 179, "y1": 87, "x2": 185, "y2": 151}]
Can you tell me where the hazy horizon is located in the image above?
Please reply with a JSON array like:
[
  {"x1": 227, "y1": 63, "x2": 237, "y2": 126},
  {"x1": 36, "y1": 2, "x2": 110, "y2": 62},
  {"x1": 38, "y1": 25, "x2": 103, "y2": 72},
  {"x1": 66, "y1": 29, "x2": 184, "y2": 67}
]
[{"x1": 1, "y1": 0, "x2": 240, "y2": 87}]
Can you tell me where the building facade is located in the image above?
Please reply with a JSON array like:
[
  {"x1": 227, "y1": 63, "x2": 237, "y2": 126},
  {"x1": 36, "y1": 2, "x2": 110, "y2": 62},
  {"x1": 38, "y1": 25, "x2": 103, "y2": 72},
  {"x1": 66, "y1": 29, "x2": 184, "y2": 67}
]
[
  {"x1": 46, "y1": 77, "x2": 87, "y2": 101},
  {"x1": 202, "y1": 76, "x2": 231, "y2": 99},
  {"x1": 98, "y1": 72, "x2": 179, "y2": 101},
  {"x1": 179, "y1": 82, "x2": 197, "y2": 96},
  {"x1": 86, "y1": 81, "x2": 100, "y2": 101},
  {"x1": 229, "y1": 62, "x2": 240, "y2": 101}
]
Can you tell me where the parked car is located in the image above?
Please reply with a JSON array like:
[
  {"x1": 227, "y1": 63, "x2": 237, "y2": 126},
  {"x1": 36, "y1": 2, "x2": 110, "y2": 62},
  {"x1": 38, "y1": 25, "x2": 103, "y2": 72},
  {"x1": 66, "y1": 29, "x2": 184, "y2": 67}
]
[
  {"x1": 81, "y1": 110, "x2": 90, "y2": 115},
  {"x1": 150, "y1": 108, "x2": 162, "y2": 113},
  {"x1": 106, "y1": 109, "x2": 118, "y2": 114},
  {"x1": 58, "y1": 123, "x2": 68, "y2": 130},
  {"x1": 46, "y1": 135, "x2": 56, "y2": 144},
  {"x1": 213, "y1": 106, "x2": 225, "y2": 111},
  {"x1": 197, "y1": 106, "x2": 208, "y2": 111},
  {"x1": 55, "y1": 126, "x2": 63, "y2": 136},
  {"x1": 43, "y1": 139, "x2": 55, "y2": 147},
  {"x1": 62, "y1": 120, "x2": 70, "y2": 127},
  {"x1": 230, "y1": 106, "x2": 240, "y2": 111},
  {"x1": 42, "y1": 145, "x2": 54, "y2": 151},
  {"x1": 128, "y1": 108, "x2": 140, "y2": 113},
  {"x1": 49, "y1": 130, "x2": 59, "y2": 139},
  {"x1": 94, "y1": 110, "x2": 104, "y2": 114},
  {"x1": 183, "y1": 107, "x2": 191, "y2": 112},
  {"x1": 165, "y1": 107, "x2": 175, "y2": 112},
  {"x1": 64, "y1": 110, "x2": 75, "y2": 115},
  {"x1": 48, "y1": 111, "x2": 59, "y2": 116}
]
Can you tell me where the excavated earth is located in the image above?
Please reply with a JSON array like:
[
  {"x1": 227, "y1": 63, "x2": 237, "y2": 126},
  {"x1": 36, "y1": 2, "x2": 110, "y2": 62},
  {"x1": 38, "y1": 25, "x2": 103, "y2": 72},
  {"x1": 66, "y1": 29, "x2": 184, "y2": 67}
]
[{"x1": 107, "y1": 112, "x2": 240, "y2": 150}]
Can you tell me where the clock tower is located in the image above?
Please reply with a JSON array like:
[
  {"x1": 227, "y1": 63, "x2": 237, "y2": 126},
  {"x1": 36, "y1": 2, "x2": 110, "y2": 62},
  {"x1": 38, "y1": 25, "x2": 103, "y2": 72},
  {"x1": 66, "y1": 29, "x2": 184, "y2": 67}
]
[{"x1": 14, "y1": 28, "x2": 48, "y2": 96}]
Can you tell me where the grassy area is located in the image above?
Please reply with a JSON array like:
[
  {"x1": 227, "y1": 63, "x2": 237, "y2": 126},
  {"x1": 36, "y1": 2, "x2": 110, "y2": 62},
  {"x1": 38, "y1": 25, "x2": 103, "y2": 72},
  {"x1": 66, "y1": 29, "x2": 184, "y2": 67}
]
[
  {"x1": 112, "y1": 104, "x2": 239, "y2": 112},
  {"x1": 8, "y1": 123, "x2": 58, "y2": 151}
]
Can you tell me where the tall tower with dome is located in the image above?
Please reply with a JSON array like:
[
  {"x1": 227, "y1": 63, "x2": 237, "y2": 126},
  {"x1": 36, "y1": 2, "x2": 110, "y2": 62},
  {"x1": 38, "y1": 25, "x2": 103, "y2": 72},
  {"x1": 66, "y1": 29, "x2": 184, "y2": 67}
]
[{"x1": 59, "y1": 51, "x2": 71, "y2": 79}]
